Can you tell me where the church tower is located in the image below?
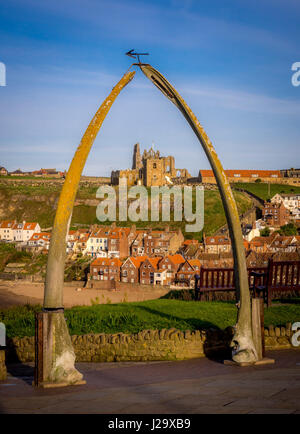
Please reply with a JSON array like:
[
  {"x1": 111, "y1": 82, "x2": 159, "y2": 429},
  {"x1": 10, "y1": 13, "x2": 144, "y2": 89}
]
[{"x1": 132, "y1": 143, "x2": 142, "y2": 170}]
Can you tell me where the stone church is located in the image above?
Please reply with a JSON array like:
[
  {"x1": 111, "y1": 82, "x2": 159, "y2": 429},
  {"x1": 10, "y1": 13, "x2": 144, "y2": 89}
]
[{"x1": 111, "y1": 143, "x2": 190, "y2": 187}]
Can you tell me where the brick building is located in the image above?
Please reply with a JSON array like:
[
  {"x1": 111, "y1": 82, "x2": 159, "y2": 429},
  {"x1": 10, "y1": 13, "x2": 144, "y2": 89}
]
[
  {"x1": 158, "y1": 254, "x2": 185, "y2": 285},
  {"x1": 262, "y1": 202, "x2": 290, "y2": 227},
  {"x1": 139, "y1": 257, "x2": 163, "y2": 285},
  {"x1": 176, "y1": 259, "x2": 201, "y2": 284},
  {"x1": 90, "y1": 257, "x2": 122, "y2": 281},
  {"x1": 203, "y1": 235, "x2": 232, "y2": 254},
  {"x1": 121, "y1": 256, "x2": 147, "y2": 283}
]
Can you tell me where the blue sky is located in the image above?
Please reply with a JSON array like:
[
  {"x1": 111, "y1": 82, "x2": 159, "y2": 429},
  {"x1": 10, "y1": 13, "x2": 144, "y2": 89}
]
[{"x1": 0, "y1": 0, "x2": 299, "y2": 176}]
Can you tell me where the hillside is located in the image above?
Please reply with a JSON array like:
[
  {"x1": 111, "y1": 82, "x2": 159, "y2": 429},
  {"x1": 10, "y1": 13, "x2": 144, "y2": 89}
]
[
  {"x1": 0, "y1": 181, "x2": 252, "y2": 239},
  {"x1": 233, "y1": 182, "x2": 300, "y2": 201}
]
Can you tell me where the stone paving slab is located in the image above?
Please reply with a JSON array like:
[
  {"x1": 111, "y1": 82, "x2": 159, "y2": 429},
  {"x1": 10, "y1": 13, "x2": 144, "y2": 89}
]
[{"x1": 0, "y1": 350, "x2": 299, "y2": 414}]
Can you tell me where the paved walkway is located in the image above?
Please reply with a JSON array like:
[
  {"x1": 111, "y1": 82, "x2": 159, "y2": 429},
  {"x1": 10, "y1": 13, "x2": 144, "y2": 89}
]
[{"x1": 0, "y1": 350, "x2": 299, "y2": 414}]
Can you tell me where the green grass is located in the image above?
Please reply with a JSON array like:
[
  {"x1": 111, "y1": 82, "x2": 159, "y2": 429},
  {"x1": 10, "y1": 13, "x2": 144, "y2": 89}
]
[
  {"x1": 1, "y1": 299, "x2": 299, "y2": 338},
  {"x1": 234, "y1": 183, "x2": 300, "y2": 201}
]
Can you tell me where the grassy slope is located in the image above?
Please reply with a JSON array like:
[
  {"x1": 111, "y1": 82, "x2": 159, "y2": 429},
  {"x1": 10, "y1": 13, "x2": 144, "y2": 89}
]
[
  {"x1": 0, "y1": 243, "x2": 48, "y2": 274},
  {"x1": 0, "y1": 183, "x2": 252, "y2": 238},
  {"x1": 1, "y1": 299, "x2": 299, "y2": 338},
  {"x1": 234, "y1": 182, "x2": 300, "y2": 201}
]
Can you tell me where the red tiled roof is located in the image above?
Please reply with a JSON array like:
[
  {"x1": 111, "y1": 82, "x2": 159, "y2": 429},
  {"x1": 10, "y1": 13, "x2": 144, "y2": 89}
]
[
  {"x1": 29, "y1": 232, "x2": 51, "y2": 242},
  {"x1": 200, "y1": 170, "x2": 281, "y2": 178},
  {"x1": 167, "y1": 254, "x2": 185, "y2": 265},
  {"x1": 23, "y1": 222, "x2": 39, "y2": 230},
  {"x1": 183, "y1": 239, "x2": 198, "y2": 245},
  {"x1": 126, "y1": 256, "x2": 148, "y2": 268},
  {"x1": 0, "y1": 220, "x2": 16, "y2": 229},
  {"x1": 91, "y1": 258, "x2": 122, "y2": 267}
]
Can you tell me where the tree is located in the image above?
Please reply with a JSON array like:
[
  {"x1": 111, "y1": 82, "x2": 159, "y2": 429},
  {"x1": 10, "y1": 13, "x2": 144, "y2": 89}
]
[
  {"x1": 260, "y1": 227, "x2": 270, "y2": 237},
  {"x1": 279, "y1": 223, "x2": 297, "y2": 236}
]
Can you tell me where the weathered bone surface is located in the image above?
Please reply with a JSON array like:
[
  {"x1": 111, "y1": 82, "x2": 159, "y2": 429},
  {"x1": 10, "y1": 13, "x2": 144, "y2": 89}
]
[
  {"x1": 231, "y1": 325, "x2": 258, "y2": 364},
  {"x1": 47, "y1": 313, "x2": 83, "y2": 384}
]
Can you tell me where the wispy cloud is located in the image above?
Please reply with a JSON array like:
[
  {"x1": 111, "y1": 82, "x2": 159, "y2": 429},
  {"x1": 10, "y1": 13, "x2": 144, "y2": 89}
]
[{"x1": 183, "y1": 83, "x2": 300, "y2": 115}]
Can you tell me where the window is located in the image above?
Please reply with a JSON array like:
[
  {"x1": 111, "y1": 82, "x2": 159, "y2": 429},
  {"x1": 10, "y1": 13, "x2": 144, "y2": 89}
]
[{"x1": 153, "y1": 163, "x2": 156, "y2": 169}]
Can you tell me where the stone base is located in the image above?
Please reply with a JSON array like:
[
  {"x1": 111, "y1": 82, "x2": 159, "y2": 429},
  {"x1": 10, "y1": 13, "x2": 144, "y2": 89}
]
[
  {"x1": 224, "y1": 357, "x2": 275, "y2": 367},
  {"x1": 33, "y1": 380, "x2": 86, "y2": 389}
]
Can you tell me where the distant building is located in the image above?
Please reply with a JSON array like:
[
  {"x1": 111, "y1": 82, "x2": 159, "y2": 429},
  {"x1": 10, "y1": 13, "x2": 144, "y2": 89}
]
[
  {"x1": 31, "y1": 168, "x2": 65, "y2": 178},
  {"x1": 10, "y1": 169, "x2": 26, "y2": 176},
  {"x1": 198, "y1": 169, "x2": 282, "y2": 184},
  {"x1": 280, "y1": 168, "x2": 300, "y2": 183},
  {"x1": 270, "y1": 193, "x2": 300, "y2": 220},
  {"x1": 111, "y1": 143, "x2": 190, "y2": 187}
]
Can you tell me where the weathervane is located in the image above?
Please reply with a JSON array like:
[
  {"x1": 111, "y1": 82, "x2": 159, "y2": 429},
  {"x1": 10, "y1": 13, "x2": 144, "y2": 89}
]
[{"x1": 126, "y1": 49, "x2": 149, "y2": 65}]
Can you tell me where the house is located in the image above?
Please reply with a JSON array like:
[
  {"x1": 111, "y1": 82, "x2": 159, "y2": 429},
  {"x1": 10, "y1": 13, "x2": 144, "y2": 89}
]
[
  {"x1": 139, "y1": 257, "x2": 163, "y2": 285},
  {"x1": 0, "y1": 220, "x2": 41, "y2": 242},
  {"x1": 90, "y1": 257, "x2": 122, "y2": 281},
  {"x1": 176, "y1": 259, "x2": 201, "y2": 285},
  {"x1": 203, "y1": 235, "x2": 232, "y2": 254},
  {"x1": 85, "y1": 228, "x2": 109, "y2": 257},
  {"x1": 129, "y1": 231, "x2": 146, "y2": 256},
  {"x1": 262, "y1": 201, "x2": 290, "y2": 227},
  {"x1": 12, "y1": 222, "x2": 24, "y2": 242},
  {"x1": 121, "y1": 256, "x2": 148, "y2": 283},
  {"x1": 31, "y1": 168, "x2": 65, "y2": 178},
  {"x1": 10, "y1": 169, "x2": 26, "y2": 176},
  {"x1": 28, "y1": 232, "x2": 51, "y2": 249},
  {"x1": 22, "y1": 222, "x2": 41, "y2": 242},
  {"x1": 268, "y1": 235, "x2": 300, "y2": 253},
  {"x1": 0, "y1": 220, "x2": 17, "y2": 241},
  {"x1": 143, "y1": 228, "x2": 184, "y2": 256},
  {"x1": 197, "y1": 253, "x2": 234, "y2": 268},
  {"x1": 248, "y1": 236, "x2": 272, "y2": 253},
  {"x1": 107, "y1": 226, "x2": 130, "y2": 258},
  {"x1": 158, "y1": 254, "x2": 185, "y2": 285},
  {"x1": 271, "y1": 193, "x2": 300, "y2": 220},
  {"x1": 242, "y1": 222, "x2": 261, "y2": 242},
  {"x1": 74, "y1": 232, "x2": 90, "y2": 254},
  {"x1": 66, "y1": 230, "x2": 77, "y2": 254}
]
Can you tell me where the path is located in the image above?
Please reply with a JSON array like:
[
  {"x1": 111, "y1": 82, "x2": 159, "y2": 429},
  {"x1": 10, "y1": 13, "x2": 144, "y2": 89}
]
[{"x1": 0, "y1": 350, "x2": 299, "y2": 414}]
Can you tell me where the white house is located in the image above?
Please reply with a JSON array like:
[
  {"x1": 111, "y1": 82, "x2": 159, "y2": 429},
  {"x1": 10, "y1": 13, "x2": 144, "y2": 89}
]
[
  {"x1": 22, "y1": 222, "x2": 41, "y2": 242},
  {"x1": 12, "y1": 222, "x2": 24, "y2": 242},
  {"x1": 85, "y1": 229, "x2": 108, "y2": 257},
  {"x1": 28, "y1": 232, "x2": 51, "y2": 249},
  {"x1": 0, "y1": 220, "x2": 17, "y2": 241},
  {"x1": 271, "y1": 194, "x2": 300, "y2": 219}
]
